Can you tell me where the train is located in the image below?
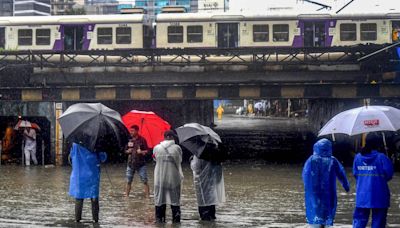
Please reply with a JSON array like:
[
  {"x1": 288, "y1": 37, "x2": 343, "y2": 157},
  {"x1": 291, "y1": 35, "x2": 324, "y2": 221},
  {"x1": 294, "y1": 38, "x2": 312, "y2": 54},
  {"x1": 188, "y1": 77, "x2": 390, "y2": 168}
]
[
  {"x1": 0, "y1": 14, "x2": 152, "y2": 51},
  {"x1": 0, "y1": 12, "x2": 399, "y2": 51}
]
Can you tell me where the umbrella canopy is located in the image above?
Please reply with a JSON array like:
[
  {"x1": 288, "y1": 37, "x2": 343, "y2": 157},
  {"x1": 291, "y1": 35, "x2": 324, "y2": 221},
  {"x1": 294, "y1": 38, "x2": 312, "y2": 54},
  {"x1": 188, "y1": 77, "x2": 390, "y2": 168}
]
[
  {"x1": 254, "y1": 102, "x2": 263, "y2": 110},
  {"x1": 14, "y1": 120, "x2": 41, "y2": 131},
  {"x1": 58, "y1": 103, "x2": 130, "y2": 153},
  {"x1": 175, "y1": 123, "x2": 222, "y2": 160},
  {"x1": 122, "y1": 110, "x2": 171, "y2": 148},
  {"x1": 318, "y1": 105, "x2": 400, "y2": 137}
]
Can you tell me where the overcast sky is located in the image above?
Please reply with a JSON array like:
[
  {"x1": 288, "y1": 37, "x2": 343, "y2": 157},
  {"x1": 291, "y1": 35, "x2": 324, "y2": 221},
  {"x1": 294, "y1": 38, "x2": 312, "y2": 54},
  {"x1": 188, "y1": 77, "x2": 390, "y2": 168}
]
[
  {"x1": 229, "y1": 0, "x2": 400, "y2": 13},
  {"x1": 117, "y1": 0, "x2": 400, "y2": 13}
]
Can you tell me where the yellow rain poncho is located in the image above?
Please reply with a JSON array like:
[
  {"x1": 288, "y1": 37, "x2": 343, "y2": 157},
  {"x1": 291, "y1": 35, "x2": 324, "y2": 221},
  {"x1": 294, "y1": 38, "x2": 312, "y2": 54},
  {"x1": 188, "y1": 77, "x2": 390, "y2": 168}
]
[{"x1": 216, "y1": 105, "x2": 224, "y2": 120}]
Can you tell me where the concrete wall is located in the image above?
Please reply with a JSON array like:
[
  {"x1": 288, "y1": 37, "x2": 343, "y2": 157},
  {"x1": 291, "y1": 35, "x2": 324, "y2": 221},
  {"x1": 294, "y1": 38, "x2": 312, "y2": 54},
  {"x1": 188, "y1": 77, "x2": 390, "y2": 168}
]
[{"x1": 307, "y1": 99, "x2": 363, "y2": 133}]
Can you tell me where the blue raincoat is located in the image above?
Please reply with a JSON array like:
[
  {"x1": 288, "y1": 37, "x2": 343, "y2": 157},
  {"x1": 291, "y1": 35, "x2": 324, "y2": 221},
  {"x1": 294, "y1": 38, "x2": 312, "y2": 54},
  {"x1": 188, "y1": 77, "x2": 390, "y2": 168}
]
[
  {"x1": 302, "y1": 139, "x2": 350, "y2": 226},
  {"x1": 353, "y1": 150, "x2": 393, "y2": 208},
  {"x1": 69, "y1": 143, "x2": 107, "y2": 199}
]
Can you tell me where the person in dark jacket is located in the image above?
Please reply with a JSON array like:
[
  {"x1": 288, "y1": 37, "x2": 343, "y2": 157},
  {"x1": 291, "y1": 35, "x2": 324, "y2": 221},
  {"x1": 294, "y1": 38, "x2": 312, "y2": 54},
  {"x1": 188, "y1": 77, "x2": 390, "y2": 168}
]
[
  {"x1": 124, "y1": 125, "x2": 150, "y2": 198},
  {"x1": 302, "y1": 138, "x2": 350, "y2": 227},
  {"x1": 353, "y1": 133, "x2": 394, "y2": 228},
  {"x1": 69, "y1": 143, "x2": 107, "y2": 223}
]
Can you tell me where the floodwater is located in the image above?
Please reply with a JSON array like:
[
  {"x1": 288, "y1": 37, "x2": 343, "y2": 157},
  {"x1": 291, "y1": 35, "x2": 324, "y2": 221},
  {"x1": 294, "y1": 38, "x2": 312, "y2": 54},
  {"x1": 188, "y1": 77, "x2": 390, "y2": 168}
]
[
  {"x1": 214, "y1": 115, "x2": 309, "y2": 132},
  {"x1": 1, "y1": 163, "x2": 400, "y2": 227}
]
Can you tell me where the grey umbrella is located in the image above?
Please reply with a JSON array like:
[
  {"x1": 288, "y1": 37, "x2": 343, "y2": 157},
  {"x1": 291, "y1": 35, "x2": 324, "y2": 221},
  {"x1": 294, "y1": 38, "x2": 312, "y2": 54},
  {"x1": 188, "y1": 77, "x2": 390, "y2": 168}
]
[
  {"x1": 176, "y1": 123, "x2": 221, "y2": 144},
  {"x1": 175, "y1": 123, "x2": 222, "y2": 160},
  {"x1": 58, "y1": 103, "x2": 130, "y2": 153}
]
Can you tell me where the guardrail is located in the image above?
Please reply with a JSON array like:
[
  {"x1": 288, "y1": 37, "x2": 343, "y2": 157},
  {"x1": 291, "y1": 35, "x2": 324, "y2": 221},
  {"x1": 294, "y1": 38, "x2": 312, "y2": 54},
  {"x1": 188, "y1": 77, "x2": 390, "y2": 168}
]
[{"x1": 0, "y1": 45, "x2": 393, "y2": 69}]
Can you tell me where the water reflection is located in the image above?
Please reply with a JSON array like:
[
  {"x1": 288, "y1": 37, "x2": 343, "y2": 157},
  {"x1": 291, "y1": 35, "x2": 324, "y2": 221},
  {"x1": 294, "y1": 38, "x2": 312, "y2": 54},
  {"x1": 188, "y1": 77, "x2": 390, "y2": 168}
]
[{"x1": 0, "y1": 163, "x2": 399, "y2": 227}]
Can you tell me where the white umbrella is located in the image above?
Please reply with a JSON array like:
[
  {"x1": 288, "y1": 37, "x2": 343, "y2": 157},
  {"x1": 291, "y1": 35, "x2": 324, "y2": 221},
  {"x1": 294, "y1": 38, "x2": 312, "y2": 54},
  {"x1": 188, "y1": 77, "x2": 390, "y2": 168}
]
[
  {"x1": 14, "y1": 120, "x2": 41, "y2": 131},
  {"x1": 254, "y1": 102, "x2": 263, "y2": 110},
  {"x1": 318, "y1": 105, "x2": 400, "y2": 137}
]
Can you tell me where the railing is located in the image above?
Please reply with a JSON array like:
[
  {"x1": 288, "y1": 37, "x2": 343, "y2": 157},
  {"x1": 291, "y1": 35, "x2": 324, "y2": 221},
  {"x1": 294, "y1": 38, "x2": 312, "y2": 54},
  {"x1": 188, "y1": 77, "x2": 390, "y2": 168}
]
[{"x1": 0, "y1": 45, "x2": 392, "y2": 70}]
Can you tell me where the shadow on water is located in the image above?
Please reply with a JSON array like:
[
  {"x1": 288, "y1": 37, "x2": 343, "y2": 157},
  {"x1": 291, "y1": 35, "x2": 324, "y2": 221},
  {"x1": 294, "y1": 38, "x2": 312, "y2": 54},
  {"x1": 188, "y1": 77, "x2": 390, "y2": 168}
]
[{"x1": 1, "y1": 163, "x2": 400, "y2": 227}]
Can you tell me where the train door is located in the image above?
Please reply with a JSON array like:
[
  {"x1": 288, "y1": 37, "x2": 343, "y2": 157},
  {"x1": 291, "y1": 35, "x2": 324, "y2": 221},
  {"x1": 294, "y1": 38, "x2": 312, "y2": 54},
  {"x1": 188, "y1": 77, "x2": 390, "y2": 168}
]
[
  {"x1": 217, "y1": 23, "x2": 239, "y2": 48},
  {"x1": 0, "y1": 27, "x2": 5, "y2": 49},
  {"x1": 392, "y1": 21, "x2": 400, "y2": 42},
  {"x1": 304, "y1": 22, "x2": 326, "y2": 47},
  {"x1": 63, "y1": 26, "x2": 84, "y2": 51}
]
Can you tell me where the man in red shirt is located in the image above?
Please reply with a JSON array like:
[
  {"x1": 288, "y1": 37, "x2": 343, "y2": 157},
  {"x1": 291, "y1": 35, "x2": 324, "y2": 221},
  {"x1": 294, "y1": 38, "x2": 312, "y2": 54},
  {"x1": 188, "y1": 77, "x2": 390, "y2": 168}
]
[{"x1": 124, "y1": 125, "x2": 150, "y2": 198}]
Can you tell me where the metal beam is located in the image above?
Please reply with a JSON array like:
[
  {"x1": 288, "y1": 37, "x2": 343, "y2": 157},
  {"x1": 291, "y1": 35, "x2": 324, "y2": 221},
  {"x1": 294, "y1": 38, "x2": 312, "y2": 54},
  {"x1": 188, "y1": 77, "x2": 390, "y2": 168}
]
[
  {"x1": 357, "y1": 42, "x2": 400, "y2": 62},
  {"x1": 0, "y1": 46, "x2": 388, "y2": 70},
  {"x1": 0, "y1": 83, "x2": 398, "y2": 101}
]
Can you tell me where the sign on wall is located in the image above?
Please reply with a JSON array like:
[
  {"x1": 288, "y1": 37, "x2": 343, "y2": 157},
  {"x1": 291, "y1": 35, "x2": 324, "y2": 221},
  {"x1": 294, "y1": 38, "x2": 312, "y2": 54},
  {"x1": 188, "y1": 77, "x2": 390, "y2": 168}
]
[{"x1": 199, "y1": 0, "x2": 226, "y2": 11}]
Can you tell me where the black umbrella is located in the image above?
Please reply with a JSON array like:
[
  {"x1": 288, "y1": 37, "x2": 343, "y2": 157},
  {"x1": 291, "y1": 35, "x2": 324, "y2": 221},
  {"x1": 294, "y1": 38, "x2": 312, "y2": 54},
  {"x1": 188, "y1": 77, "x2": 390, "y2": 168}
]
[
  {"x1": 58, "y1": 103, "x2": 130, "y2": 153},
  {"x1": 175, "y1": 123, "x2": 222, "y2": 160}
]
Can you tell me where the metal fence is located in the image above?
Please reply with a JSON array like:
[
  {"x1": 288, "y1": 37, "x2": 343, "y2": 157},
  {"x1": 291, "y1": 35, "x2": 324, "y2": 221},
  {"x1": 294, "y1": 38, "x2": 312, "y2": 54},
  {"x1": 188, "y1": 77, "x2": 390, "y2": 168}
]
[{"x1": 0, "y1": 45, "x2": 392, "y2": 70}]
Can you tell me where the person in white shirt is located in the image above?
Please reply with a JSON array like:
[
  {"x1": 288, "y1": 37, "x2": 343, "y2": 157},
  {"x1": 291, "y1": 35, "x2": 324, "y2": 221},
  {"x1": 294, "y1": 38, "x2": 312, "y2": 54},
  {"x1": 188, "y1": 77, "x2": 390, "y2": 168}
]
[{"x1": 23, "y1": 127, "x2": 37, "y2": 166}]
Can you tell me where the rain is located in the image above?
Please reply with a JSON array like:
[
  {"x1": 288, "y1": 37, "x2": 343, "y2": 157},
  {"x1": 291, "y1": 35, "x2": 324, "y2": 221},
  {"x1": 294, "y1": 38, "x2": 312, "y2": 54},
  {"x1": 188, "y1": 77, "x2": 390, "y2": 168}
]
[{"x1": 1, "y1": 0, "x2": 400, "y2": 227}]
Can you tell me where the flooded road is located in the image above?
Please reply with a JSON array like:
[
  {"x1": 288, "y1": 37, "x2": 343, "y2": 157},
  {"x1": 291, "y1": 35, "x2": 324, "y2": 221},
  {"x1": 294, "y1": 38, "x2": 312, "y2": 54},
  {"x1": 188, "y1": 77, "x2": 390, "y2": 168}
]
[
  {"x1": 1, "y1": 163, "x2": 400, "y2": 227},
  {"x1": 214, "y1": 115, "x2": 309, "y2": 132}
]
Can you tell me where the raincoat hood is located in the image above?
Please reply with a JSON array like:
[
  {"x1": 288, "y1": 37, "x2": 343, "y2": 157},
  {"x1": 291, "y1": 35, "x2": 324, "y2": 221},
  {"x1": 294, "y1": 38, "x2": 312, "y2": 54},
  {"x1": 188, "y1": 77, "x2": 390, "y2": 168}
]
[
  {"x1": 359, "y1": 150, "x2": 379, "y2": 162},
  {"x1": 159, "y1": 139, "x2": 175, "y2": 149},
  {"x1": 313, "y1": 138, "x2": 332, "y2": 157}
]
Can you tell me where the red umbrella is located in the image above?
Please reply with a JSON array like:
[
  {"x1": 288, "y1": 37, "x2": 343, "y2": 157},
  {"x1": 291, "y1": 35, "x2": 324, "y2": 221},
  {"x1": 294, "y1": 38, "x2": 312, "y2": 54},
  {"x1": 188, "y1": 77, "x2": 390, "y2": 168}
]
[{"x1": 122, "y1": 110, "x2": 171, "y2": 148}]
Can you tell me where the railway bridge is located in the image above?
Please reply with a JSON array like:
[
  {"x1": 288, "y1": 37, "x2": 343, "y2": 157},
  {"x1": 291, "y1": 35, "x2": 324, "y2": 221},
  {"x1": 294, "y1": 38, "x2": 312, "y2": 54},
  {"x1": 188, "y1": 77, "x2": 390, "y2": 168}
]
[{"x1": 0, "y1": 46, "x2": 399, "y2": 165}]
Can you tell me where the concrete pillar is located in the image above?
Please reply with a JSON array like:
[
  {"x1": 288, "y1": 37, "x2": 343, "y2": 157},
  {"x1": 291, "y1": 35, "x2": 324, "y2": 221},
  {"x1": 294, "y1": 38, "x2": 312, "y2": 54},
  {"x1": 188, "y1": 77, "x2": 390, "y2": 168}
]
[{"x1": 307, "y1": 99, "x2": 362, "y2": 133}]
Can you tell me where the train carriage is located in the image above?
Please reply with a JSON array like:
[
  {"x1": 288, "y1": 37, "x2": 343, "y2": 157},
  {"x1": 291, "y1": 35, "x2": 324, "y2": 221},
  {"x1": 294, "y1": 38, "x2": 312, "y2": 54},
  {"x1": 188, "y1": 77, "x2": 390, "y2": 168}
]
[
  {"x1": 0, "y1": 14, "x2": 151, "y2": 51},
  {"x1": 156, "y1": 13, "x2": 300, "y2": 48},
  {"x1": 156, "y1": 12, "x2": 400, "y2": 49},
  {"x1": 0, "y1": 12, "x2": 398, "y2": 51}
]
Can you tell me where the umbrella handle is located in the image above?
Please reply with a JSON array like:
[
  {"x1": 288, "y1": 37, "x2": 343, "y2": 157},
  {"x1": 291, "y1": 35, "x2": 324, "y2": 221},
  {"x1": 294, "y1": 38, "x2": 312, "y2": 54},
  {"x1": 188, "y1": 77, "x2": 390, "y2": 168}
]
[
  {"x1": 331, "y1": 133, "x2": 336, "y2": 142},
  {"x1": 382, "y1": 132, "x2": 388, "y2": 156}
]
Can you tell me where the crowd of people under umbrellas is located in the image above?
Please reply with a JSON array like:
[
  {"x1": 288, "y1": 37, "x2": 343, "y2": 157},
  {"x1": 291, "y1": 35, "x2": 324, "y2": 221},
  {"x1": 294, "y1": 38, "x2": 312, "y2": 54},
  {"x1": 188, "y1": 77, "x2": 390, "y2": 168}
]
[
  {"x1": 59, "y1": 104, "x2": 225, "y2": 224},
  {"x1": 59, "y1": 103, "x2": 399, "y2": 227}
]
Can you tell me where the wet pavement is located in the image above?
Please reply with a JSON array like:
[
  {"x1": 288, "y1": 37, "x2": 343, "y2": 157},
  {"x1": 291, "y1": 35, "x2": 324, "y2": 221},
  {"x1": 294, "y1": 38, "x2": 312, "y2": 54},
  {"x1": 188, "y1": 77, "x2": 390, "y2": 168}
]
[
  {"x1": 214, "y1": 115, "x2": 309, "y2": 132},
  {"x1": 1, "y1": 163, "x2": 400, "y2": 227}
]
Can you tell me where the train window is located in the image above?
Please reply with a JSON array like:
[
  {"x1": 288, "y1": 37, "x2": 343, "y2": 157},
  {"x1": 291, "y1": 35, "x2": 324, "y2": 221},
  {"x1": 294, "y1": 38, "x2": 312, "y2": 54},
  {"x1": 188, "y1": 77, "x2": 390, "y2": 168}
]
[
  {"x1": 18, "y1": 29, "x2": 32, "y2": 46},
  {"x1": 340, "y1": 23, "x2": 357, "y2": 41},
  {"x1": 97, "y1": 28, "x2": 113, "y2": 45},
  {"x1": 168, "y1": 26, "x2": 183, "y2": 43},
  {"x1": 273, "y1": 24, "x2": 289, "y2": 42},
  {"x1": 116, "y1": 27, "x2": 132, "y2": 44},
  {"x1": 360, "y1": 23, "x2": 377, "y2": 41},
  {"x1": 36, "y1": 29, "x2": 51, "y2": 45},
  {"x1": 253, "y1": 25, "x2": 269, "y2": 42},
  {"x1": 187, "y1": 26, "x2": 203, "y2": 43}
]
